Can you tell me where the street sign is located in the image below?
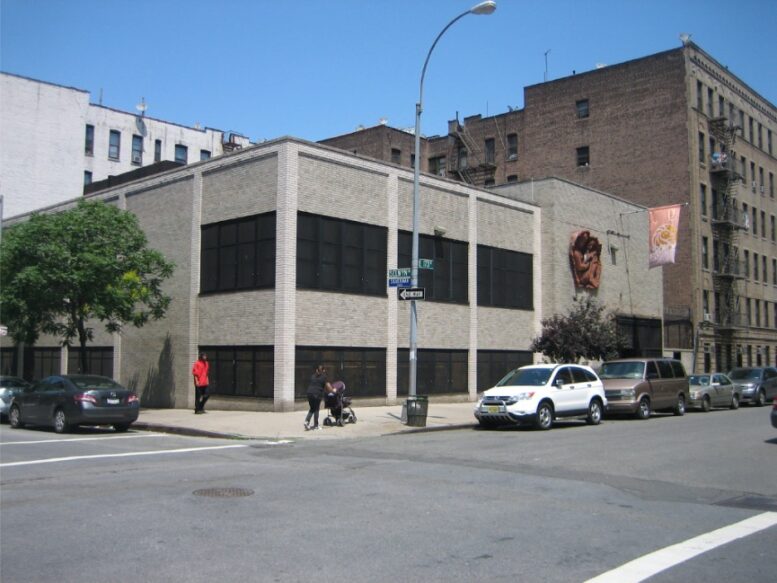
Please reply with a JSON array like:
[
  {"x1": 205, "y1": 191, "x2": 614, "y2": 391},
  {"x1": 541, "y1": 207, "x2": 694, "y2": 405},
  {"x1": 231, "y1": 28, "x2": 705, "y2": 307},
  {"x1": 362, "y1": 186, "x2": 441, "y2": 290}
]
[
  {"x1": 388, "y1": 277, "x2": 412, "y2": 288},
  {"x1": 419, "y1": 258, "x2": 434, "y2": 270},
  {"x1": 398, "y1": 287, "x2": 425, "y2": 301},
  {"x1": 388, "y1": 268, "x2": 411, "y2": 278}
]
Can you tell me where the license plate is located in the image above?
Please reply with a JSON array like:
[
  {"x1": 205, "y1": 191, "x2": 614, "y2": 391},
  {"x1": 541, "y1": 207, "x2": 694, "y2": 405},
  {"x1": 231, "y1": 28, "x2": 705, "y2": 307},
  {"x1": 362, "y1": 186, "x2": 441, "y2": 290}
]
[
  {"x1": 107, "y1": 398, "x2": 120, "y2": 405},
  {"x1": 485, "y1": 405, "x2": 504, "y2": 414}
]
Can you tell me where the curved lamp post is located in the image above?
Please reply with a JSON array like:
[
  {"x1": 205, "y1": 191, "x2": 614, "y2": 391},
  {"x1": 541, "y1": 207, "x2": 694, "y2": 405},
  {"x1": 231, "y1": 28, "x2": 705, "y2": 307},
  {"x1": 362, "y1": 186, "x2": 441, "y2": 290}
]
[{"x1": 409, "y1": 1, "x2": 497, "y2": 397}]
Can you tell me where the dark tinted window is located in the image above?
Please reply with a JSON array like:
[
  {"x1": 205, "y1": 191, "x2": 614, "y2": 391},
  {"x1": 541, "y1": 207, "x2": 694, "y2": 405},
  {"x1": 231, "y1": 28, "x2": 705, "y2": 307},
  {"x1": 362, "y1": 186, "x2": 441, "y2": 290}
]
[
  {"x1": 398, "y1": 232, "x2": 467, "y2": 303},
  {"x1": 200, "y1": 346, "x2": 274, "y2": 398},
  {"x1": 297, "y1": 213, "x2": 387, "y2": 296},
  {"x1": 670, "y1": 360, "x2": 686, "y2": 378},
  {"x1": 201, "y1": 213, "x2": 276, "y2": 293},
  {"x1": 397, "y1": 349, "x2": 467, "y2": 395},
  {"x1": 570, "y1": 367, "x2": 591, "y2": 383},
  {"x1": 297, "y1": 347, "x2": 386, "y2": 399},
  {"x1": 477, "y1": 245, "x2": 533, "y2": 309},
  {"x1": 657, "y1": 360, "x2": 675, "y2": 378},
  {"x1": 555, "y1": 367, "x2": 574, "y2": 385},
  {"x1": 477, "y1": 350, "x2": 533, "y2": 390},
  {"x1": 646, "y1": 361, "x2": 659, "y2": 378},
  {"x1": 68, "y1": 347, "x2": 114, "y2": 377}
]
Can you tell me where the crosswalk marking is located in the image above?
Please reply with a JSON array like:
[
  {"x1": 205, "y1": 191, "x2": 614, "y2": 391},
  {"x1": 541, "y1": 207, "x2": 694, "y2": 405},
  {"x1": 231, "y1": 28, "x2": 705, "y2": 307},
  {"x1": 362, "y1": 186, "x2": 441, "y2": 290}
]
[{"x1": 0, "y1": 444, "x2": 248, "y2": 468}]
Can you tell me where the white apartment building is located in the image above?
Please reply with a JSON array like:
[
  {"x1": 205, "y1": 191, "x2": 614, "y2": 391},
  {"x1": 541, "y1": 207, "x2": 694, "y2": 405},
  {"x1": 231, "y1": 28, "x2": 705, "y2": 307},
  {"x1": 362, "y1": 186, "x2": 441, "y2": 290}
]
[{"x1": 0, "y1": 72, "x2": 250, "y2": 218}]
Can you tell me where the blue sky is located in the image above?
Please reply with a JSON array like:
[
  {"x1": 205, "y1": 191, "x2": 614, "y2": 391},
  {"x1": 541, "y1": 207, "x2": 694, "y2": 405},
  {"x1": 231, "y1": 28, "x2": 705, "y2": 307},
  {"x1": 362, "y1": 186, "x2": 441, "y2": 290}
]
[{"x1": 2, "y1": 0, "x2": 776, "y2": 143}]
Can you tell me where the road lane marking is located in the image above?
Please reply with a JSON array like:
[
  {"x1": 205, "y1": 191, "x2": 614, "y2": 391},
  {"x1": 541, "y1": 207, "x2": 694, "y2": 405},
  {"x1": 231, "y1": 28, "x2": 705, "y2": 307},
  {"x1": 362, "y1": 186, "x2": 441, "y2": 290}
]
[
  {"x1": 586, "y1": 511, "x2": 777, "y2": 583},
  {"x1": 1, "y1": 434, "x2": 167, "y2": 446},
  {"x1": 0, "y1": 444, "x2": 248, "y2": 468}
]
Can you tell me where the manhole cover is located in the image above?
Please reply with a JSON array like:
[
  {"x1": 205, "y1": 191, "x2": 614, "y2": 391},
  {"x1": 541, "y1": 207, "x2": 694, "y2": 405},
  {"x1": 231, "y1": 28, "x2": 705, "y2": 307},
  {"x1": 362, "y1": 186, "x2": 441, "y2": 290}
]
[{"x1": 193, "y1": 487, "x2": 254, "y2": 498}]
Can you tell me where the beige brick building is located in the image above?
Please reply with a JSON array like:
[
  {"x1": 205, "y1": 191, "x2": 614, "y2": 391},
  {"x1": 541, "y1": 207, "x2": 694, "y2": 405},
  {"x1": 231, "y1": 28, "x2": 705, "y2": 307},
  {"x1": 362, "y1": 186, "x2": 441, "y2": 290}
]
[
  {"x1": 322, "y1": 41, "x2": 777, "y2": 372},
  {"x1": 1, "y1": 138, "x2": 660, "y2": 410}
]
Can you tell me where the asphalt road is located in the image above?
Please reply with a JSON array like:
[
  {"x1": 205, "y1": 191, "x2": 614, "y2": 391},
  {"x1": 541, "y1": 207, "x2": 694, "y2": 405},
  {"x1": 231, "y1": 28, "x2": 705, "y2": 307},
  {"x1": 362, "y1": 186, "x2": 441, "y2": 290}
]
[{"x1": 1, "y1": 406, "x2": 775, "y2": 583}]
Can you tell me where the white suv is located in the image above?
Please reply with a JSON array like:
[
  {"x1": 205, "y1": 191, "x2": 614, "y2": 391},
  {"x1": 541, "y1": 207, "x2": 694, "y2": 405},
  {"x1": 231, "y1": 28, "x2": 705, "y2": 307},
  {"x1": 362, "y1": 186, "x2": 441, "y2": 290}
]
[{"x1": 475, "y1": 364, "x2": 607, "y2": 430}]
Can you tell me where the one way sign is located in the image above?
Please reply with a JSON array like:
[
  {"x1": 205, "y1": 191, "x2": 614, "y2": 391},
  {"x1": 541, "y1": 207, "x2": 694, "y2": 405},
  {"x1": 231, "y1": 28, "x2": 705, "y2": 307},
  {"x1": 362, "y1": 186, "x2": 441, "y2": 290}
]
[{"x1": 398, "y1": 287, "x2": 425, "y2": 301}]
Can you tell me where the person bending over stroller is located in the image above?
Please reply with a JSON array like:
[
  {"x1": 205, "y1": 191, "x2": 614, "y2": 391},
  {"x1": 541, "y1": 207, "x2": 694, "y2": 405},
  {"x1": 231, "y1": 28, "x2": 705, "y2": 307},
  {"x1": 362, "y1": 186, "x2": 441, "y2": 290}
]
[{"x1": 304, "y1": 364, "x2": 332, "y2": 430}]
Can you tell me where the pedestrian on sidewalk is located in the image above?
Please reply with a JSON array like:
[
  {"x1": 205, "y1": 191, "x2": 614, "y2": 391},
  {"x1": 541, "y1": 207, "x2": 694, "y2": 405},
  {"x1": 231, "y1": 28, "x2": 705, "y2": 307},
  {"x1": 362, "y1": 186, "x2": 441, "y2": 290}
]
[
  {"x1": 192, "y1": 352, "x2": 210, "y2": 414},
  {"x1": 304, "y1": 364, "x2": 332, "y2": 430}
]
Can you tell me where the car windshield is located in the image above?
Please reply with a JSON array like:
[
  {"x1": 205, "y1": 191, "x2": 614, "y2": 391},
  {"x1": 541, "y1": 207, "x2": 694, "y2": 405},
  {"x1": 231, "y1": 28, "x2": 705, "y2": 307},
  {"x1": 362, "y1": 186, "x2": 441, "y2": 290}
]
[
  {"x1": 496, "y1": 368, "x2": 552, "y2": 387},
  {"x1": 689, "y1": 375, "x2": 710, "y2": 386},
  {"x1": 728, "y1": 369, "x2": 760, "y2": 381},
  {"x1": 599, "y1": 362, "x2": 645, "y2": 379},
  {"x1": 69, "y1": 376, "x2": 123, "y2": 391}
]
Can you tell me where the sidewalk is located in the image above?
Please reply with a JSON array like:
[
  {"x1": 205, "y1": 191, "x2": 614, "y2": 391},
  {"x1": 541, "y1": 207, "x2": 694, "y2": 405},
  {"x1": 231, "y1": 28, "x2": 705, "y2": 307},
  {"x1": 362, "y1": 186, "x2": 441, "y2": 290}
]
[{"x1": 133, "y1": 401, "x2": 478, "y2": 441}]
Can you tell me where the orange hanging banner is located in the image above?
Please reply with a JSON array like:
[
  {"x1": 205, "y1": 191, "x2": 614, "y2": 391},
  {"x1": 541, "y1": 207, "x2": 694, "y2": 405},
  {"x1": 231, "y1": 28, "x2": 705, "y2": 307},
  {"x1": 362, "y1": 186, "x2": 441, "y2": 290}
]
[{"x1": 648, "y1": 204, "x2": 683, "y2": 268}]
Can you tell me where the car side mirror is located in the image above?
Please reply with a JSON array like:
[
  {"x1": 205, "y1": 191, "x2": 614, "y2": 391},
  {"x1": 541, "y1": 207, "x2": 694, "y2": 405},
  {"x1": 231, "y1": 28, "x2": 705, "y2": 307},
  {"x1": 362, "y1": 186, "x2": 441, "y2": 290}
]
[{"x1": 554, "y1": 378, "x2": 565, "y2": 388}]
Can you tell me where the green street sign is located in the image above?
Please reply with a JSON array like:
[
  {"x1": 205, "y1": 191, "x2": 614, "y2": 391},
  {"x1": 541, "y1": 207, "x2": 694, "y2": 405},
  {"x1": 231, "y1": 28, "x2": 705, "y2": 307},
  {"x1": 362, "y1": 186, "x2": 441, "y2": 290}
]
[
  {"x1": 419, "y1": 259, "x2": 434, "y2": 270},
  {"x1": 388, "y1": 268, "x2": 412, "y2": 278}
]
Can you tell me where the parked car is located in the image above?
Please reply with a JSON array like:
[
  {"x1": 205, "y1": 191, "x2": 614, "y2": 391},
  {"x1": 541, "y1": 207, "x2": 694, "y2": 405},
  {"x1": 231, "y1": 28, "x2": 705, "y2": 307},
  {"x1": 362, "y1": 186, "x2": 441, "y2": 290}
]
[
  {"x1": 599, "y1": 358, "x2": 688, "y2": 419},
  {"x1": 726, "y1": 367, "x2": 777, "y2": 406},
  {"x1": 0, "y1": 376, "x2": 31, "y2": 421},
  {"x1": 771, "y1": 397, "x2": 777, "y2": 429},
  {"x1": 475, "y1": 363, "x2": 607, "y2": 430},
  {"x1": 9, "y1": 375, "x2": 140, "y2": 433},
  {"x1": 687, "y1": 373, "x2": 739, "y2": 411}
]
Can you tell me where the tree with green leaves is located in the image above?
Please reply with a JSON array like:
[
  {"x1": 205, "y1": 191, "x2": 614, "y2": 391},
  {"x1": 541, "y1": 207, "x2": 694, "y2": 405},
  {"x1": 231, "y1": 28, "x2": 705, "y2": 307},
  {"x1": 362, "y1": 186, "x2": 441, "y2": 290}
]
[
  {"x1": 531, "y1": 295, "x2": 624, "y2": 363},
  {"x1": 0, "y1": 200, "x2": 174, "y2": 374}
]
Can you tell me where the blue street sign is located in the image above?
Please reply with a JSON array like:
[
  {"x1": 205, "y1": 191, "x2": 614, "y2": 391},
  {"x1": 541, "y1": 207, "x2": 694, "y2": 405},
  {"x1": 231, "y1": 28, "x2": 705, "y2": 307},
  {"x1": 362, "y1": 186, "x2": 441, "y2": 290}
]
[{"x1": 388, "y1": 277, "x2": 412, "y2": 287}]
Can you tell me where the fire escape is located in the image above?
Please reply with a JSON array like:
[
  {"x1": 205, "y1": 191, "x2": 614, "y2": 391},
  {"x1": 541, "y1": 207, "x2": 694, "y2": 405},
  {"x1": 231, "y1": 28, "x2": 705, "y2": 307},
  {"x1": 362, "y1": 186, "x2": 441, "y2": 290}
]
[
  {"x1": 448, "y1": 122, "x2": 496, "y2": 186},
  {"x1": 701, "y1": 116, "x2": 748, "y2": 369}
]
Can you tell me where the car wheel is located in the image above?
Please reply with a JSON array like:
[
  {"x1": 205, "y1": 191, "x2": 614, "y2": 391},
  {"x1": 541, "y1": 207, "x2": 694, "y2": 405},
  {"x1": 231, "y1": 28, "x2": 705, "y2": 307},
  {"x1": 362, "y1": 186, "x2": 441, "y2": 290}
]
[
  {"x1": 53, "y1": 408, "x2": 70, "y2": 434},
  {"x1": 673, "y1": 394, "x2": 686, "y2": 416},
  {"x1": 635, "y1": 397, "x2": 651, "y2": 420},
  {"x1": 586, "y1": 399, "x2": 603, "y2": 425},
  {"x1": 9, "y1": 405, "x2": 24, "y2": 429},
  {"x1": 535, "y1": 402, "x2": 553, "y2": 430},
  {"x1": 113, "y1": 423, "x2": 131, "y2": 432},
  {"x1": 755, "y1": 390, "x2": 766, "y2": 407},
  {"x1": 701, "y1": 395, "x2": 711, "y2": 412},
  {"x1": 730, "y1": 394, "x2": 740, "y2": 410},
  {"x1": 350, "y1": 412, "x2": 357, "y2": 424}
]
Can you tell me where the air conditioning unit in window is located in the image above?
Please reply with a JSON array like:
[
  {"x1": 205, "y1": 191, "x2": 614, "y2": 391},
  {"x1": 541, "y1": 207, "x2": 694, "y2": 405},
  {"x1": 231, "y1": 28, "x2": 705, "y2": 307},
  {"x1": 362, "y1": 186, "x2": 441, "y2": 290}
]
[
  {"x1": 132, "y1": 153, "x2": 142, "y2": 164},
  {"x1": 752, "y1": 181, "x2": 757, "y2": 192},
  {"x1": 703, "y1": 312, "x2": 713, "y2": 323},
  {"x1": 760, "y1": 185, "x2": 764, "y2": 193}
]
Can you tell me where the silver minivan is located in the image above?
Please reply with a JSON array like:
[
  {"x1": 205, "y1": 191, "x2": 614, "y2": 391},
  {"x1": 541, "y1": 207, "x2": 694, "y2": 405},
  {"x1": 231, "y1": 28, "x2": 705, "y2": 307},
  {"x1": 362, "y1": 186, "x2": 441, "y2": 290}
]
[{"x1": 599, "y1": 358, "x2": 688, "y2": 419}]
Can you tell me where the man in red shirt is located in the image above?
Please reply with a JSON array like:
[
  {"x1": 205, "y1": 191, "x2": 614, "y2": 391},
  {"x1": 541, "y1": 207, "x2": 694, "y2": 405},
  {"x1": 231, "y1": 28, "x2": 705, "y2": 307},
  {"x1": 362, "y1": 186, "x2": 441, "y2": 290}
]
[{"x1": 192, "y1": 352, "x2": 210, "y2": 414}]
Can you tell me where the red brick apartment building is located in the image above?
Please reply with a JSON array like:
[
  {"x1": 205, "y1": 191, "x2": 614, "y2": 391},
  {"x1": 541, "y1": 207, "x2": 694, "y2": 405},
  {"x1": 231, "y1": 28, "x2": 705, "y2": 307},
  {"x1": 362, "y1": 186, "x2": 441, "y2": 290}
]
[{"x1": 321, "y1": 42, "x2": 777, "y2": 372}]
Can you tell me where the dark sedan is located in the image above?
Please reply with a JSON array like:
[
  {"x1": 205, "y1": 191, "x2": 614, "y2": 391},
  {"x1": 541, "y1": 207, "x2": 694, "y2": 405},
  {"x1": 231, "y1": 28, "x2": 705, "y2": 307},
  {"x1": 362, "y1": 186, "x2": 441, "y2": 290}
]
[{"x1": 9, "y1": 375, "x2": 140, "y2": 433}]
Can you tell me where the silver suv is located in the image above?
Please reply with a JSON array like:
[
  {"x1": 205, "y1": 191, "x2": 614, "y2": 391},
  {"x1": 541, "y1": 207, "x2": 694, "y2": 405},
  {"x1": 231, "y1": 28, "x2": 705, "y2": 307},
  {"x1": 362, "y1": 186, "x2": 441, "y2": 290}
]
[{"x1": 727, "y1": 367, "x2": 777, "y2": 406}]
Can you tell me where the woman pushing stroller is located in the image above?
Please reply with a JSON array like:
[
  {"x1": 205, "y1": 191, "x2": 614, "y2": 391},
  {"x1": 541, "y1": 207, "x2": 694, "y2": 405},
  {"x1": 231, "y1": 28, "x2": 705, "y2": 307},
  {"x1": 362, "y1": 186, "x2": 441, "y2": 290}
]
[{"x1": 304, "y1": 364, "x2": 332, "y2": 431}]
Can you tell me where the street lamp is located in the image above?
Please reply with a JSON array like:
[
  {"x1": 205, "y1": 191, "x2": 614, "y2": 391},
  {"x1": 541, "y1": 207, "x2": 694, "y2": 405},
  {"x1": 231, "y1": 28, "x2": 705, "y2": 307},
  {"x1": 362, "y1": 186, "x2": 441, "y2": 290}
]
[{"x1": 409, "y1": 1, "x2": 497, "y2": 397}]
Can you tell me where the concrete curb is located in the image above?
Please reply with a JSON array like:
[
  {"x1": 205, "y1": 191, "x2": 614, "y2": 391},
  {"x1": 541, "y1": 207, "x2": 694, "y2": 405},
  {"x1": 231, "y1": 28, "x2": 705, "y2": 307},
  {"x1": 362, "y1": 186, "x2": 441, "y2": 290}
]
[{"x1": 132, "y1": 420, "x2": 477, "y2": 441}]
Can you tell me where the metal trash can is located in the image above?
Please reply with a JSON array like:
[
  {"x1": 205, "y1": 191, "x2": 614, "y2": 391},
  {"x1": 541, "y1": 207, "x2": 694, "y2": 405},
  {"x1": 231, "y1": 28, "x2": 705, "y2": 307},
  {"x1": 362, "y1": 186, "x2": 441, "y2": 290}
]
[{"x1": 405, "y1": 396, "x2": 428, "y2": 427}]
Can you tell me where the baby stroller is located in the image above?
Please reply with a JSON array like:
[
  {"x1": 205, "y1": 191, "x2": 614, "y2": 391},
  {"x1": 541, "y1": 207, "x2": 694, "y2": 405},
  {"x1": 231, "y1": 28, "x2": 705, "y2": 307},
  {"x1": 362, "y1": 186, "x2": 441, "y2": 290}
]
[{"x1": 323, "y1": 381, "x2": 357, "y2": 427}]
